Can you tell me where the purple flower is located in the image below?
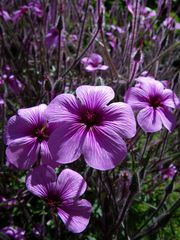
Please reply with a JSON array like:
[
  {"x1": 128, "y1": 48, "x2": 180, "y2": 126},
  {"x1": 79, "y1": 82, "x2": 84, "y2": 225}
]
[
  {"x1": 28, "y1": 1, "x2": 43, "y2": 18},
  {"x1": 163, "y1": 17, "x2": 180, "y2": 31},
  {"x1": 12, "y1": 6, "x2": 29, "y2": 23},
  {"x1": 45, "y1": 85, "x2": 136, "y2": 170},
  {"x1": 26, "y1": 165, "x2": 92, "y2": 233},
  {"x1": 0, "y1": 226, "x2": 25, "y2": 240},
  {"x1": 0, "y1": 9, "x2": 11, "y2": 21},
  {"x1": 125, "y1": 77, "x2": 179, "y2": 133},
  {"x1": 45, "y1": 27, "x2": 65, "y2": 49},
  {"x1": 161, "y1": 164, "x2": 177, "y2": 180},
  {"x1": 5, "y1": 104, "x2": 58, "y2": 170},
  {"x1": 106, "y1": 32, "x2": 117, "y2": 49},
  {"x1": 2, "y1": 74, "x2": 24, "y2": 95},
  {"x1": 81, "y1": 54, "x2": 109, "y2": 72}
]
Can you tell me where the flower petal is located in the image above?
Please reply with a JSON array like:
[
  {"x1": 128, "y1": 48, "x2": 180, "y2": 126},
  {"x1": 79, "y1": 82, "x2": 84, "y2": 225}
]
[
  {"x1": 40, "y1": 141, "x2": 59, "y2": 168},
  {"x1": 57, "y1": 199, "x2": 92, "y2": 233},
  {"x1": 98, "y1": 65, "x2": 109, "y2": 70},
  {"x1": 88, "y1": 53, "x2": 102, "y2": 65},
  {"x1": 161, "y1": 89, "x2": 180, "y2": 108},
  {"x1": 82, "y1": 126, "x2": 127, "y2": 170},
  {"x1": 57, "y1": 169, "x2": 87, "y2": 200},
  {"x1": 103, "y1": 102, "x2": 136, "y2": 138},
  {"x1": 6, "y1": 137, "x2": 39, "y2": 170},
  {"x1": 48, "y1": 123, "x2": 86, "y2": 164},
  {"x1": 76, "y1": 85, "x2": 115, "y2": 109},
  {"x1": 5, "y1": 115, "x2": 32, "y2": 145},
  {"x1": 26, "y1": 165, "x2": 56, "y2": 198},
  {"x1": 158, "y1": 107, "x2": 176, "y2": 132},
  {"x1": 85, "y1": 65, "x2": 98, "y2": 72},
  {"x1": 124, "y1": 87, "x2": 149, "y2": 110},
  {"x1": 137, "y1": 106, "x2": 162, "y2": 132},
  {"x1": 17, "y1": 104, "x2": 47, "y2": 127},
  {"x1": 45, "y1": 94, "x2": 81, "y2": 124}
]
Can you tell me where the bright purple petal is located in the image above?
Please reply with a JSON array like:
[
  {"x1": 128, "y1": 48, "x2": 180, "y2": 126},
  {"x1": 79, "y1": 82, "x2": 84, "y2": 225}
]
[
  {"x1": 57, "y1": 199, "x2": 92, "y2": 233},
  {"x1": 137, "y1": 106, "x2": 162, "y2": 132},
  {"x1": 124, "y1": 87, "x2": 149, "y2": 110},
  {"x1": 82, "y1": 126, "x2": 127, "y2": 170},
  {"x1": 48, "y1": 123, "x2": 86, "y2": 164},
  {"x1": 89, "y1": 53, "x2": 102, "y2": 65},
  {"x1": 26, "y1": 165, "x2": 56, "y2": 198},
  {"x1": 45, "y1": 94, "x2": 80, "y2": 123},
  {"x1": 161, "y1": 89, "x2": 179, "y2": 108},
  {"x1": 98, "y1": 65, "x2": 109, "y2": 70},
  {"x1": 103, "y1": 102, "x2": 136, "y2": 138},
  {"x1": 57, "y1": 169, "x2": 87, "y2": 200},
  {"x1": 40, "y1": 141, "x2": 59, "y2": 168},
  {"x1": 76, "y1": 85, "x2": 115, "y2": 109},
  {"x1": 5, "y1": 115, "x2": 32, "y2": 145},
  {"x1": 81, "y1": 57, "x2": 88, "y2": 65},
  {"x1": 18, "y1": 104, "x2": 47, "y2": 127},
  {"x1": 158, "y1": 107, "x2": 176, "y2": 132},
  {"x1": 6, "y1": 137, "x2": 39, "y2": 169},
  {"x1": 85, "y1": 65, "x2": 98, "y2": 72}
]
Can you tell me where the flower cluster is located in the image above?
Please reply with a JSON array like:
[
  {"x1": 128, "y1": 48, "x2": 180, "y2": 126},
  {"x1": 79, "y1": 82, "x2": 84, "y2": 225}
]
[{"x1": 4, "y1": 81, "x2": 179, "y2": 233}]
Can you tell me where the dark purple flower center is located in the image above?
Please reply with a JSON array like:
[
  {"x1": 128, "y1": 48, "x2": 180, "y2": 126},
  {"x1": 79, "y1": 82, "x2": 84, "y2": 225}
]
[
  {"x1": 149, "y1": 95, "x2": 162, "y2": 109},
  {"x1": 80, "y1": 109, "x2": 102, "y2": 128},
  {"x1": 33, "y1": 124, "x2": 49, "y2": 142},
  {"x1": 91, "y1": 61, "x2": 99, "y2": 67},
  {"x1": 45, "y1": 193, "x2": 61, "y2": 208}
]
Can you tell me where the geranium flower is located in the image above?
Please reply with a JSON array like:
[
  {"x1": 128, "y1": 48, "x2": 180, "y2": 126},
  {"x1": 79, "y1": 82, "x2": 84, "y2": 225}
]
[
  {"x1": 125, "y1": 76, "x2": 179, "y2": 133},
  {"x1": 28, "y1": 1, "x2": 43, "y2": 18},
  {"x1": 45, "y1": 85, "x2": 136, "y2": 170},
  {"x1": 161, "y1": 164, "x2": 177, "y2": 180},
  {"x1": 45, "y1": 27, "x2": 65, "y2": 49},
  {"x1": 0, "y1": 9, "x2": 11, "y2": 21},
  {"x1": 5, "y1": 104, "x2": 57, "y2": 170},
  {"x1": 26, "y1": 165, "x2": 92, "y2": 233},
  {"x1": 12, "y1": 6, "x2": 29, "y2": 23},
  {"x1": 81, "y1": 53, "x2": 109, "y2": 72},
  {"x1": 0, "y1": 226, "x2": 25, "y2": 240}
]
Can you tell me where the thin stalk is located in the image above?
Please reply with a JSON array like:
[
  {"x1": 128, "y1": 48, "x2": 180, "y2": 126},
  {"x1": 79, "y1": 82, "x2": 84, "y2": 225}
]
[
  {"x1": 75, "y1": 0, "x2": 90, "y2": 58},
  {"x1": 141, "y1": 42, "x2": 180, "y2": 74},
  {"x1": 61, "y1": 27, "x2": 100, "y2": 78}
]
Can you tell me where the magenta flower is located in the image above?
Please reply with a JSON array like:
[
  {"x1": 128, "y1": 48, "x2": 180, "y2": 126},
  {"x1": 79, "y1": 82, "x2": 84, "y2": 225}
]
[
  {"x1": 0, "y1": 226, "x2": 25, "y2": 240},
  {"x1": 2, "y1": 74, "x2": 24, "y2": 95},
  {"x1": 161, "y1": 164, "x2": 177, "y2": 180},
  {"x1": 45, "y1": 27, "x2": 65, "y2": 49},
  {"x1": 26, "y1": 165, "x2": 92, "y2": 233},
  {"x1": 5, "y1": 104, "x2": 58, "y2": 170},
  {"x1": 45, "y1": 85, "x2": 136, "y2": 170},
  {"x1": 125, "y1": 76, "x2": 179, "y2": 133},
  {"x1": 163, "y1": 17, "x2": 180, "y2": 31},
  {"x1": 0, "y1": 9, "x2": 11, "y2": 21},
  {"x1": 28, "y1": 1, "x2": 43, "y2": 18},
  {"x1": 12, "y1": 6, "x2": 29, "y2": 23},
  {"x1": 81, "y1": 53, "x2": 109, "y2": 72}
]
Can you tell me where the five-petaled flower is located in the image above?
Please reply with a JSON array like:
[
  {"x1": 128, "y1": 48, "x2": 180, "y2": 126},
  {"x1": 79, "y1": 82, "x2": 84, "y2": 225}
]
[
  {"x1": 45, "y1": 85, "x2": 136, "y2": 170},
  {"x1": 125, "y1": 76, "x2": 179, "y2": 133},
  {"x1": 161, "y1": 164, "x2": 177, "y2": 180},
  {"x1": 26, "y1": 165, "x2": 92, "y2": 233},
  {"x1": 5, "y1": 104, "x2": 57, "y2": 170},
  {"x1": 81, "y1": 53, "x2": 109, "y2": 72}
]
